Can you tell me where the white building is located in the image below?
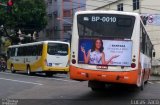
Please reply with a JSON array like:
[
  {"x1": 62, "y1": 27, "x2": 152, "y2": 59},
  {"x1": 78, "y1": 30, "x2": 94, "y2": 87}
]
[
  {"x1": 86, "y1": 0, "x2": 160, "y2": 60},
  {"x1": 86, "y1": 0, "x2": 118, "y2": 10}
]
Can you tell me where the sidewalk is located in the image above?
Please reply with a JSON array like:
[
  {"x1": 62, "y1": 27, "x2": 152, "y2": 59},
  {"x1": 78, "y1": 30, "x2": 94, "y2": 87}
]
[{"x1": 149, "y1": 75, "x2": 160, "y2": 81}]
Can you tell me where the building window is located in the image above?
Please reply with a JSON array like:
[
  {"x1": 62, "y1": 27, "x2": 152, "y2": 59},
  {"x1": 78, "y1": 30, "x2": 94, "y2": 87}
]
[
  {"x1": 133, "y1": 0, "x2": 139, "y2": 10},
  {"x1": 117, "y1": 3, "x2": 123, "y2": 11},
  {"x1": 63, "y1": 10, "x2": 71, "y2": 17}
]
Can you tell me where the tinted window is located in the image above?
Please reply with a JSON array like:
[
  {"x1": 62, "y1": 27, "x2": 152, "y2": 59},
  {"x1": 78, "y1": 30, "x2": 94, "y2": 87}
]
[
  {"x1": 48, "y1": 43, "x2": 68, "y2": 56},
  {"x1": 77, "y1": 14, "x2": 135, "y2": 39},
  {"x1": 140, "y1": 23, "x2": 153, "y2": 57},
  {"x1": 10, "y1": 48, "x2": 16, "y2": 57},
  {"x1": 16, "y1": 44, "x2": 43, "y2": 56}
]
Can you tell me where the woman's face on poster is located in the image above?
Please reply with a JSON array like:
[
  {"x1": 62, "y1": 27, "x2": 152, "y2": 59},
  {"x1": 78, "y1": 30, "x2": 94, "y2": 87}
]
[{"x1": 95, "y1": 39, "x2": 102, "y2": 49}]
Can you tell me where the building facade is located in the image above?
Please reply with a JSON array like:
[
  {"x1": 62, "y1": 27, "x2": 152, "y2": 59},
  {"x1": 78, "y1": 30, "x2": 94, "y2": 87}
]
[
  {"x1": 39, "y1": 0, "x2": 86, "y2": 42},
  {"x1": 86, "y1": 0, "x2": 160, "y2": 60},
  {"x1": 86, "y1": 0, "x2": 117, "y2": 10},
  {"x1": 39, "y1": 0, "x2": 55, "y2": 40}
]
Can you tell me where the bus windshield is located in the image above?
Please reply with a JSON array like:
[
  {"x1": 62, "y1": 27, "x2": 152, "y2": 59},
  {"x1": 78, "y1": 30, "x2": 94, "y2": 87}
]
[
  {"x1": 77, "y1": 14, "x2": 135, "y2": 39},
  {"x1": 48, "y1": 43, "x2": 68, "y2": 56}
]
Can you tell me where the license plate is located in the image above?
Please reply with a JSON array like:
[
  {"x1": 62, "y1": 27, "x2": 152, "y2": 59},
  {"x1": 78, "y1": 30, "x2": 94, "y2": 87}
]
[{"x1": 96, "y1": 65, "x2": 108, "y2": 69}]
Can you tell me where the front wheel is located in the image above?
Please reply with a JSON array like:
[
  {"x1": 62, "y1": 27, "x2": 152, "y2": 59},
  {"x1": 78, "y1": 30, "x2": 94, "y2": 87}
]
[
  {"x1": 45, "y1": 72, "x2": 53, "y2": 77},
  {"x1": 91, "y1": 87, "x2": 106, "y2": 91},
  {"x1": 88, "y1": 81, "x2": 106, "y2": 92},
  {"x1": 11, "y1": 65, "x2": 16, "y2": 73},
  {"x1": 27, "y1": 66, "x2": 33, "y2": 76},
  {"x1": 140, "y1": 77, "x2": 145, "y2": 91}
]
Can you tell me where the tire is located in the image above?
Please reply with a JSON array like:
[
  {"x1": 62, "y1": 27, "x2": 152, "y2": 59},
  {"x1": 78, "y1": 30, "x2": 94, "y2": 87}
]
[
  {"x1": 140, "y1": 78, "x2": 144, "y2": 91},
  {"x1": 11, "y1": 65, "x2": 16, "y2": 73},
  {"x1": 88, "y1": 81, "x2": 106, "y2": 92},
  {"x1": 45, "y1": 72, "x2": 53, "y2": 77},
  {"x1": 91, "y1": 87, "x2": 105, "y2": 92},
  {"x1": 27, "y1": 66, "x2": 32, "y2": 76},
  {"x1": 145, "y1": 70, "x2": 150, "y2": 84}
]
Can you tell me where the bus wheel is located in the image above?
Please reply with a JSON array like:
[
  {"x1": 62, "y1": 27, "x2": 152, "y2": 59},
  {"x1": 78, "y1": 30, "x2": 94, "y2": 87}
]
[
  {"x1": 144, "y1": 79, "x2": 149, "y2": 84},
  {"x1": 11, "y1": 65, "x2": 16, "y2": 73},
  {"x1": 140, "y1": 78, "x2": 144, "y2": 91},
  {"x1": 45, "y1": 72, "x2": 53, "y2": 77},
  {"x1": 27, "y1": 66, "x2": 32, "y2": 76},
  {"x1": 88, "y1": 81, "x2": 105, "y2": 92},
  {"x1": 91, "y1": 87, "x2": 106, "y2": 91},
  {"x1": 145, "y1": 71, "x2": 150, "y2": 84}
]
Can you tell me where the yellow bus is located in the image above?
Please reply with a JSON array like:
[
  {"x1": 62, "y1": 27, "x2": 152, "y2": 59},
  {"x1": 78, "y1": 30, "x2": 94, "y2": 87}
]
[
  {"x1": 70, "y1": 11, "x2": 154, "y2": 91},
  {"x1": 7, "y1": 41, "x2": 70, "y2": 76}
]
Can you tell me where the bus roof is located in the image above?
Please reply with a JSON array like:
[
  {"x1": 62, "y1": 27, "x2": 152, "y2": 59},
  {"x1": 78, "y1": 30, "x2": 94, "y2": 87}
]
[
  {"x1": 75, "y1": 10, "x2": 140, "y2": 17},
  {"x1": 8, "y1": 40, "x2": 70, "y2": 48}
]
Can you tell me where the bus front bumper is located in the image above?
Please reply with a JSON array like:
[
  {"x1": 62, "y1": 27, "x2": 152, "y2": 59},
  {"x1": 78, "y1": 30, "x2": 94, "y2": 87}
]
[{"x1": 70, "y1": 65, "x2": 139, "y2": 85}]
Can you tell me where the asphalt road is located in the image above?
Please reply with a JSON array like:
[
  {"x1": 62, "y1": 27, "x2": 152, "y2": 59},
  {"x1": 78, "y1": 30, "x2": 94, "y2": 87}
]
[{"x1": 0, "y1": 71, "x2": 160, "y2": 105}]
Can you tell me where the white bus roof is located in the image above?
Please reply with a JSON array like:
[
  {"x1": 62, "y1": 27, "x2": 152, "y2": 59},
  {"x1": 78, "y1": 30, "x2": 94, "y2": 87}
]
[
  {"x1": 75, "y1": 10, "x2": 140, "y2": 17},
  {"x1": 8, "y1": 40, "x2": 70, "y2": 48}
]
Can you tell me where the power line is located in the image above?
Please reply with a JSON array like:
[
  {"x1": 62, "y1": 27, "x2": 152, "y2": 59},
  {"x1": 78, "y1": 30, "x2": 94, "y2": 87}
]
[{"x1": 71, "y1": 0, "x2": 160, "y2": 12}]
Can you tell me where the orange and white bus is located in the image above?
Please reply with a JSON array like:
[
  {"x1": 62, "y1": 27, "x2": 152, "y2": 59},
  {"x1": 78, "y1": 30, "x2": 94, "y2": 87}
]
[{"x1": 70, "y1": 11, "x2": 155, "y2": 91}]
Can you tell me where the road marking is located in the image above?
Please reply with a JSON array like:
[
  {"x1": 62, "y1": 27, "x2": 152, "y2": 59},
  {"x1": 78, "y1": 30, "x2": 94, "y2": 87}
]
[
  {"x1": 0, "y1": 77, "x2": 43, "y2": 85},
  {"x1": 0, "y1": 72, "x2": 78, "y2": 83}
]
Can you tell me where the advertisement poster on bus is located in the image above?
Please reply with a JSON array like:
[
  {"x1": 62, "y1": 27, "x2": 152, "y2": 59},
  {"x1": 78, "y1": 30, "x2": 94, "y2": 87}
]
[{"x1": 78, "y1": 38, "x2": 132, "y2": 66}]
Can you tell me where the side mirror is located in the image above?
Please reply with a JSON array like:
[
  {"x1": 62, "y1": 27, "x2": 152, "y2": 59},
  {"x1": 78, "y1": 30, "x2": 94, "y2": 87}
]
[{"x1": 153, "y1": 52, "x2": 155, "y2": 57}]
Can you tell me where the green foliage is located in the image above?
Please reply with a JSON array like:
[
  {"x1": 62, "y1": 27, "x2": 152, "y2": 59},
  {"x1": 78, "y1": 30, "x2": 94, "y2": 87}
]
[{"x1": 0, "y1": 0, "x2": 47, "y2": 34}]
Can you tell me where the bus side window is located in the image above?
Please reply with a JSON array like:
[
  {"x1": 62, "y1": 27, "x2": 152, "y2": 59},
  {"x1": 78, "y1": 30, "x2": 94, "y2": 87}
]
[
  {"x1": 23, "y1": 46, "x2": 27, "y2": 56},
  {"x1": 34, "y1": 45, "x2": 37, "y2": 56},
  {"x1": 11, "y1": 48, "x2": 16, "y2": 57},
  {"x1": 37, "y1": 44, "x2": 42, "y2": 56},
  {"x1": 28, "y1": 46, "x2": 32, "y2": 56},
  {"x1": 141, "y1": 23, "x2": 153, "y2": 57},
  {"x1": 140, "y1": 24, "x2": 146, "y2": 54}
]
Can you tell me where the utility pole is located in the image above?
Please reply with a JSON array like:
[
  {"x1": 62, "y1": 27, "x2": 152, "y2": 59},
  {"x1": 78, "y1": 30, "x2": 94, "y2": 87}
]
[{"x1": 139, "y1": 0, "x2": 141, "y2": 14}]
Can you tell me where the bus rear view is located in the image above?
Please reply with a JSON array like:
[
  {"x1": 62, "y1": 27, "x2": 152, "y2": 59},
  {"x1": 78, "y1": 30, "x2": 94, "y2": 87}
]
[
  {"x1": 43, "y1": 41, "x2": 70, "y2": 76},
  {"x1": 70, "y1": 11, "x2": 154, "y2": 91}
]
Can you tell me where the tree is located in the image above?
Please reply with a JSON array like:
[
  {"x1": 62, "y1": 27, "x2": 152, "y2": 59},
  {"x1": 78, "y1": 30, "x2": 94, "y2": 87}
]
[{"x1": 0, "y1": 0, "x2": 47, "y2": 34}]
